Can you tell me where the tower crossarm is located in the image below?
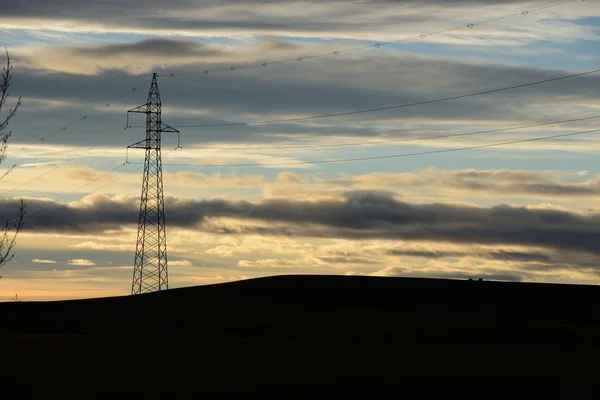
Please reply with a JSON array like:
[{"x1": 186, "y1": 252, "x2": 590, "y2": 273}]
[
  {"x1": 161, "y1": 122, "x2": 180, "y2": 133},
  {"x1": 128, "y1": 103, "x2": 150, "y2": 114},
  {"x1": 126, "y1": 123, "x2": 180, "y2": 154},
  {"x1": 125, "y1": 103, "x2": 150, "y2": 128},
  {"x1": 128, "y1": 139, "x2": 150, "y2": 149},
  {"x1": 160, "y1": 122, "x2": 181, "y2": 148}
]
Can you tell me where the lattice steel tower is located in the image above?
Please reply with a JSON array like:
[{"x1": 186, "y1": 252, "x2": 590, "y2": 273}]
[{"x1": 127, "y1": 73, "x2": 179, "y2": 295}]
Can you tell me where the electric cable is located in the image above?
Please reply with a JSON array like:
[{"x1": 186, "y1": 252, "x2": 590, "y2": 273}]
[
  {"x1": 19, "y1": 147, "x2": 180, "y2": 224},
  {"x1": 180, "y1": 114, "x2": 600, "y2": 150},
  {"x1": 149, "y1": 67, "x2": 600, "y2": 128},
  {"x1": 19, "y1": 78, "x2": 151, "y2": 152},
  {"x1": 13, "y1": 125, "x2": 596, "y2": 224},
  {"x1": 164, "y1": 0, "x2": 579, "y2": 78},
  {"x1": 144, "y1": 128, "x2": 600, "y2": 168}
]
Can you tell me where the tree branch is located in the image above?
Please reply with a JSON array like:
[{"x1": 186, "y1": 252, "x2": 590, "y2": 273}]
[
  {"x1": 0, "y1": 48, "x2": 22, "y2": 181},
  {"x1": 0, "y1": 48, "x2": 25, "y2": 275},
  {"x1": 0, "y1": 200, "x2": 26, "y2": 272}
]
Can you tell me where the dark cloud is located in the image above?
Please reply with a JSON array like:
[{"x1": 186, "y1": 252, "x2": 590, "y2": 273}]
[
  {"x1": 514, "y1": 262, "x2": 600, "y2": 278},
  {"x1": 385, "y1": 249, "x2": 552, "y2": 262},
  {"x1": 1, "y1": 196, "x2": 138, "y2": 233},
  {"x1": 386, "y1": 249, "x2": 464, "y2": 258},
  {"x1": 487, "y1": 250, "x2": 551, "y2": 263},
  {"x1": 6, "y1": 191, "x2": 600, "y2": 257},
  {"x1": 72, "y1": 38, "x2": 224, "y2": 58},
  {"x1": 454, "y1": 182, "x2": 600, "y2": 197},
  {"x1": 22, "y1": 36, "x2": 300, "y2": 72},
  {"x1": 444, "y1": 170, "x2": 600, "y2": 197}
]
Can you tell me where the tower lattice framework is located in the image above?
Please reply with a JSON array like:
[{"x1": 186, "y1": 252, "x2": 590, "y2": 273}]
[{"x1": 127, "y1": 73, "x2": 179, "y2": 295}]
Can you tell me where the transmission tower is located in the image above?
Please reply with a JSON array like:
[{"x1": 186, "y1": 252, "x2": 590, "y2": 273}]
[{"x1": 126, "y1": 73, "x2": 179, "y2": 295}]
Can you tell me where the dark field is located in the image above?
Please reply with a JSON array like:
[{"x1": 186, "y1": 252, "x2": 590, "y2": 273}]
[{"x1": 1, "y1": 275, "x2": 599, "y2": 397}]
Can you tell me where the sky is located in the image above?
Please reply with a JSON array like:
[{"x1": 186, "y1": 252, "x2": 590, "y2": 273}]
[{"x1": 1, "y1": 0, "x2": 600, "y2": 300}]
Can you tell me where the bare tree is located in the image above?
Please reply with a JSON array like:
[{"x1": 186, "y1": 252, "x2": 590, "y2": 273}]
[{"x1": 0, "y1": 49, "x2": 25, "y2": 277}]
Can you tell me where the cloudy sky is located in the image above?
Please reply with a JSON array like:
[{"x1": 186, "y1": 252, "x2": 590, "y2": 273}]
[{"x1": 1, "y1": 0, "x2": 599, "y2": 300}]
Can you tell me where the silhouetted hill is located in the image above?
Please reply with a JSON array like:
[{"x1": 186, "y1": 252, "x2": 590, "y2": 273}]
[{"x1": 2, "y1": 275, "x2": 599, "y2": 397}]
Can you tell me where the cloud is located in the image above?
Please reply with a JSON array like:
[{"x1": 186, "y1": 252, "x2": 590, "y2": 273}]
[
  {"x1": 8, "y1": 46, "x2": 600, "y2": 155},
  {"x1": 385, "y1": 248, "x2": 551, "y2": 263},
  {"x1": 3, "y1": 0, "x2": 596, "y2": 45},
  {"x1": 31, "y1": 259, "x2": 56, "y2": 264},
  {"x1": 3, "y1": 0, "x2": 600, "y2": 299},
  {"x1": 6, "y1": 165, "x2": 600, "y2": 208},
  {"x1": 67, "y1": 258, "x2": 95, "y2": 266},
  {"x1": 20, "y1": 161, "x2": 60, "y2": 168},
  {"x1": 264, "y1": 168, "x2": 600, "y2": 201},
  {"x1": 386, "y1": 249, "x2": 464, "y2": 258},
  {"x1": 487, "y1": 250, "x2": 551, "y2": 263},
  {"x1": 169, "y1": 259, "x2": 192, "y2": 266},
  {"x1": 315, "y1": 255, "x2": 382, "y2": 265},
  {"x1": 20, "y1": 36, "x2": 302, "y2": 75},
  {"x1": 6, "y1": 190, "x2": 600, "y2": 257}
]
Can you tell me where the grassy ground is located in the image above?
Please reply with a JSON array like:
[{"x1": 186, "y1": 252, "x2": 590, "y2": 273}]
[{"x1": 1, "y1": 275, "x2": 599, "y2": 396}]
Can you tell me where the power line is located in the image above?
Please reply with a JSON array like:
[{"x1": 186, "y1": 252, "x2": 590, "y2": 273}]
[
  {"x1": 164, "y1": 0, "x2": 578, "y2": 78},
  {"x1": 19, "y1": 79, "x2": 151, "y2": 152},
  {"x1": 8, "y1": 0, "x2": 581, "y2": 170},
  {"x1": 8, "y1": 113, "x2": 598, "y2": 199},
  {"x1": 0, "y1": 145, "x2": 100, "y2": 197},
  {"x1": 6, "y1": 113, "x2": 597, "y2": 200},
  {"x1": 180, "y1": 114, "x2": 600, "y2": 150},
  {"x1": 0, "y1": 0, "x2": 586, "y2": 206},
  {"x1": 20, "y1": 147, "x2": 181, "y2": 224},
  {"x1": 131, "y1": 67, "x2": 600, "y2": 129},
  {"x1": 3, "y1": 128, "x2": 184, "y2": 199},
  {"x1": 12, "y1": 125, "x2": 597, "y2": 224},
  {"x1": 8, "y1": 64, "x2": 598, "y2": 197},
  {"x1": 12, "y1": 0, "x2": 581, "y2": 157},
  {"x1": 21, "y1": 163, "x2": 128, "y2": 223},
  {"x1": 140, "y1": 128, "x2": 600, "y2": 168}
]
